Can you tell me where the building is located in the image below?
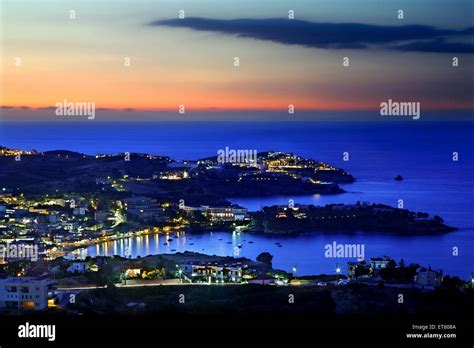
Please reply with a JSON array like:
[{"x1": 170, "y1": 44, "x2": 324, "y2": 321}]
[
  {"x1": 95, "y1": 177, "x2": 111, "y2": 185},
  {"x1": 248, "y1": 275, "x2": 275, "y2": 285},
  {"x1": 124, "y1": 268, "x2": 142, "y2": 278},
  {"x1": 94, "y1": 211, "x2": 113, "y2": 222},
  {"x1": 347, "y1": 262, "x2": 358, "y2": 278},
  {"x1": 205, "y1": 207, "x2": 246, "y2": 221},
  {"x1": 414, "y1": 267, "x2": 443, "y2": 290},
  {"x1": 370, "y1": 256, "x2": 391, "y2": 272},
  {"x1": 167, "y1": 160, "x2": 198, "y2": 170},
  {"x1": 63, "y1": 222, "x2": 80, "y2": 234},
  {"x1": 181, "y1": 263, "x2": 243, "y2": 283},
  {"x1": 122, "y1": 196, "x2": 163, "y2": 221},
  {"x1": 216, "y1": 266, "x2": 242, "y2": 283},
  {"x1": 73, "y1": 207, "x2": 86, "y2": 216},
  {"x1": 0, "y1": 277, "x2": 57, "y2": 310},
  {"x1": 347, "y1": 260, "x2": 370, "y2": 278},
  {"x1": 43, "y1": 198, "x2": 66, "y2": 207},
  {"x1": 182, "y1": 205, "x2": 248, "y2": 222},
  {"x1": 158, "y1": 169, "x2": 189, "y2": 180},
  {"x1": 67, "y1": 262, "x2": 87, "y2": 273},
  {"x1": 275, "y1": 204, "x2": 309, "y2": 219}
]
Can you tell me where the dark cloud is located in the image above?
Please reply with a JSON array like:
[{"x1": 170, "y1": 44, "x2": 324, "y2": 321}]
[
  {"x1": 0, "y1": 105, "x2": 33, "y2": 111},
  {"x1": 394, "y1": 39, "x2": 474, "y2": 54},
  {"x1": 150, "y1": 18, "x2": 474, "y2": 53}
]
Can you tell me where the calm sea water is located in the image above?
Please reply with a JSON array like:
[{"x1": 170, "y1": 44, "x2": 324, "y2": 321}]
[{"x1": 1, "y1": 121, "x2": 473, "y2": 278}]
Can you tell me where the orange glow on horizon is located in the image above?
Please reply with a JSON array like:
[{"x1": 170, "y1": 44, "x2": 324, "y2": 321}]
[
  {"x1": 2, "y1": 101, "x2": 472, "y2": 114},
  {"x1": 2, "y1": 56, "x2": 472, "y2": 116}
]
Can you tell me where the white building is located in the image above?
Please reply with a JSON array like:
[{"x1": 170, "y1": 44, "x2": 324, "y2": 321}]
[
  {"x1": 181, "y1": 263, "x2": 243, "y2": 283},
  {"x1": 414, "y1": 267, "x2": 443, "y2": 290},
  {"x1": 0, "y1": 277, "x2": 57, "y2": 310},
  {"x1": 73, "y1": 207, "x2": 86, "y2": 216},
  {"x1": 182, "y1": 205, "x2": 248, "y2": 222},
  {"x1": 122, "y1": 196, "x2": 163, "y2": 221},
  {"x1": 67, "y1": 262, "x2": 87, "y2": 273}
]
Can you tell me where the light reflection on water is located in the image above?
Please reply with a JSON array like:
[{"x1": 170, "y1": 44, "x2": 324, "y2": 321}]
[{"x1": 69, "y1": 228, "x2": 474, "y2": 279}]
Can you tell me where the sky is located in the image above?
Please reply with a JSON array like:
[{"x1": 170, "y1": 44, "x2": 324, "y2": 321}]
[{"x1": 0, "y1": 0, "x2": 473, "y2": 121}]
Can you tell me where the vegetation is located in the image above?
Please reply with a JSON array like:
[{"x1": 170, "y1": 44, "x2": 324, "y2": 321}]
[
  {"x1": 379, "y1": 259, "x2": 420, "y2": 282},
  {"x1": 251, "y1": 203, "x2": 456, "y2": 234}
]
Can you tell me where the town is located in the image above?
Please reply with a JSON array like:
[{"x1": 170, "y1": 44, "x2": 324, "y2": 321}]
[
  {"x1": 0, "y1": 146, "x2": 471, "y2": 315},
  {"x1": 1, "y1": 251, "x2": 471, "y2": 314}
]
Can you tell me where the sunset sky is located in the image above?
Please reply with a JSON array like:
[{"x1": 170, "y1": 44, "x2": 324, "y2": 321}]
[{"x1": 1, "y1": 0, "x2": 473, "y2": 120}]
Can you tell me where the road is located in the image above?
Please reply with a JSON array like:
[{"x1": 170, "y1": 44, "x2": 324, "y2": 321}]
[{"x1": 56, "y1": 279, "x2": 245, "y2": 291}]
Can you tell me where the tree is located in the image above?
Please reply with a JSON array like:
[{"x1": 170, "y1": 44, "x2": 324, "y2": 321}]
[
  {"x1": 388, "y1": 259, "x2": 396, "y2": 269},
  {"x1": 442, "y1": 275, "x2": 463, "y2": 290},
  {"x1": 256, "y1": 252, "x2": 273, "y2": 266},
  {"x1": 191, "y1": 211, "x2": 208, "y2": 224},
  {"x1": 398, "y1": 259, "x2": 406, "y2": 269},
  {"x1": 354, "y1": 264, "x2": 371, "y2": 278}
]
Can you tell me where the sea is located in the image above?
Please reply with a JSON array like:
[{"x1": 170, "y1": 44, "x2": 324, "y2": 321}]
[{"x1": 1, "y1": 120, "x2": 473, "y2": 278}]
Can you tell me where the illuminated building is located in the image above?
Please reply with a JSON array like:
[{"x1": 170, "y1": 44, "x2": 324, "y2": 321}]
[
  {"x1": 0, "y1": 277, "x2": 57, "y2": 310},
  {"x1": 181, "y1": 263, "x2": 243, "y2": 283},
  {"x1": 122, "y1": 196, "x2": 164, "y2": 221},
  {"x1": 182, "y1": 205, "x2": 248, "y2": 221}
]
